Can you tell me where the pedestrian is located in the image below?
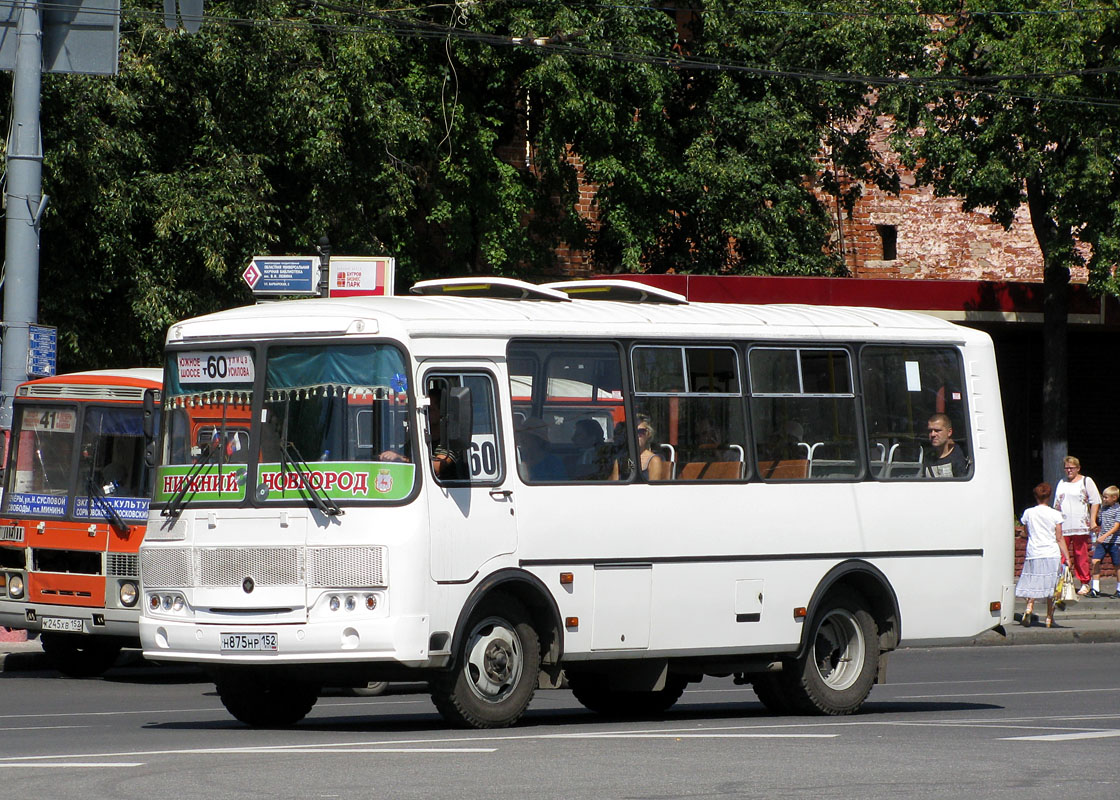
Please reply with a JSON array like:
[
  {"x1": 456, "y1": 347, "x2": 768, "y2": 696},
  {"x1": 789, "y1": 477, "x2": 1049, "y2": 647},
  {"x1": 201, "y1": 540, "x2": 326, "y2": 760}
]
[
  {"x1": 1053, "y1": 456, "x2": 1101, "y2": 595},
  {"x1": 1090, "y1": 485, "x2": 1120, "y2": 598},
  {"x1": 1016, "y1": 482, "x2": 1071, "y2": 628}
]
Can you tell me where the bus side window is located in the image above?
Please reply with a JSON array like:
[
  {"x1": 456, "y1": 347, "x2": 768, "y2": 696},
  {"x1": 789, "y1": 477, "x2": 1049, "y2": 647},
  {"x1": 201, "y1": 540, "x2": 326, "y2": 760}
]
[
  {"x1": 861, "y1": 346, "x2": 972, "y2": 481},
  {"x1": 426, "y1": 373, "x2": 500, "y2": 484}
]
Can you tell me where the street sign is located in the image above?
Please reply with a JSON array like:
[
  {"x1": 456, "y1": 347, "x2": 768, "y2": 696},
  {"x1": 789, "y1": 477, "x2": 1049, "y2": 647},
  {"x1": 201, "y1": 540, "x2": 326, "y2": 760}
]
[
  {"x1": 245, "y1": 256, "x2": 320, "y2": 296},
  {"x1": 27, "y1": 324, "x2": 57, "y2": 378},
  {"x1": 0, "y1": 0, "x2": 121, "y2": 76},
  {"x1": 328, "y1": 257, "x2": 396, "y2": 298}
]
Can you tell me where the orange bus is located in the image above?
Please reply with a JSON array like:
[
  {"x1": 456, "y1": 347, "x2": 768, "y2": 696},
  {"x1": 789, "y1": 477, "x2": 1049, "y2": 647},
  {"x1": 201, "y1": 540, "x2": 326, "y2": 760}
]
[{"x1": 0, "y1": 369, "x2": 162, "y2": 675}]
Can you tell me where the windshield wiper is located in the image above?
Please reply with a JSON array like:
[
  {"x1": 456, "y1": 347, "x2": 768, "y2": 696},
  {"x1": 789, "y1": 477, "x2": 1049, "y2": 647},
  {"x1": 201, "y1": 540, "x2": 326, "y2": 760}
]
[
  {"x1": 161, "y1": 441, "x2": 221, "y2": 519},
  {"x1": 280, "y1": 441, "x2": 343, "y2": 517},
  {"x1": 85, "y1": 476, "x2": 131, "y2": 536}
]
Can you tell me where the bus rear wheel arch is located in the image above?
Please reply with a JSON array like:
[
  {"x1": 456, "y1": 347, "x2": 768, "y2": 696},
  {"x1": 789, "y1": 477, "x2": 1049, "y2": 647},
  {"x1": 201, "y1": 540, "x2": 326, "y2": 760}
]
[
  {"x1": 429, "y1": 592, "x2": 541, "y2": 729},
  {"x1": 781, "y1": 586, "x2": 880, "y2": 715}
]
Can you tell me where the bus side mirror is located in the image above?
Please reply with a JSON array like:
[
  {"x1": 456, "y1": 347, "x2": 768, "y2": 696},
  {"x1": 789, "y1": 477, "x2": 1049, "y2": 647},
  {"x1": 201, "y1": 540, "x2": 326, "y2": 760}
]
[
  {"x1": 143, "y1": 389, "x2": 159, "y2": 467},
  {"x1": 444, "y1": 386, "x2": 473, "y2": 455},
  {"x1": 142, "y1": 389, "x2": 158, "y2": 440}
]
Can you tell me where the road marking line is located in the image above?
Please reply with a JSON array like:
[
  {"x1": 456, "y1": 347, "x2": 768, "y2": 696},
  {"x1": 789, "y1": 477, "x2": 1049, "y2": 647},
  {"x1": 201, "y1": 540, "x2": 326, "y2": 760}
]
[
  {"x1": 553, "y1": 733, "x2": 836, "y2": 739},
  {"x1": 894, "y1": 687, "x2": 1120, "y2": 700},
  {"x1": 1001, "y1": 730, "x2": 1120, "y2": 742},
  {"x1": 0, "y1": 726, "x2": 90, "y2": 732},
  {"x1": 206, "y1": 748, "x2": 496, "y2": 754},
  {"x1": 0, "y1": 763, "x2": 145, "y2": 769}
]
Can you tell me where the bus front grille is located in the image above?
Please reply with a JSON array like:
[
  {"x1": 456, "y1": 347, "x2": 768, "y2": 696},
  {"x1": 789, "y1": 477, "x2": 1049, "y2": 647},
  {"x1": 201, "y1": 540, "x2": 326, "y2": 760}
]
[
  {"x1": 199, "y1": 547, "x2": 302, "y2": 587},
  {"x1": 106, "y1": 553, "x2": 140, "y2": 578},
  {"x1": 141, "y1": 548, "x2": 193, "y2": 587},
  {"x1": 308, "y1": 546, "x2": 385, "y2": 588},
  {"x1": 140, "y1": 546, "x2": 387, "y2": 589}
]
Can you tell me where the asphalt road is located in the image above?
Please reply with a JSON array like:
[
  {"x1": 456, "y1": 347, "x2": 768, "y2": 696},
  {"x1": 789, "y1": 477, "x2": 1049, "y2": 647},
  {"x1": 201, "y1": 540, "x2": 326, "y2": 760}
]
[{"x1": 1, "y1": 644, "x2": 1117, "y2": 799}]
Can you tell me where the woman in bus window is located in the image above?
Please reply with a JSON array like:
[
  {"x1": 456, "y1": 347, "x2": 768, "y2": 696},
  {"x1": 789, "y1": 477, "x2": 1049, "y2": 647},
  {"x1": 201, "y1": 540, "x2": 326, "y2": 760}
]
[{"x1": 634, "y1": 414, "x2": 668, "y2": 481}]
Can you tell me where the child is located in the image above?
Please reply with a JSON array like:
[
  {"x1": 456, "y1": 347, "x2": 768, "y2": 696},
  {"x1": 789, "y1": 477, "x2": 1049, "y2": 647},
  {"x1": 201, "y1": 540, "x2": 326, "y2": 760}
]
[
  {"x1": 1016, "y1": 482, "x2": 1071, "y2": 627},
  {"x1": 1089, "y1": 485, "x2": 1120, "y2": 598}
]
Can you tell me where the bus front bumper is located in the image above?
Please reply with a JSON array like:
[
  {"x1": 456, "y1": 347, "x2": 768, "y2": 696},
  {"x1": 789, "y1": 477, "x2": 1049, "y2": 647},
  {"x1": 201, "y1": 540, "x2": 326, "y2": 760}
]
[{"x1": 139, "y1": 614, "x2": 434, "y2": 667}]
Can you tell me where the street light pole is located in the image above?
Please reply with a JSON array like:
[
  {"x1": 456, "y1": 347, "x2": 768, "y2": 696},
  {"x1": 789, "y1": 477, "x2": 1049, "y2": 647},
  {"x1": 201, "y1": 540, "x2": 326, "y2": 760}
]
[{"x1": 1, "y1": 1, "x2": 46, "y2": 429}]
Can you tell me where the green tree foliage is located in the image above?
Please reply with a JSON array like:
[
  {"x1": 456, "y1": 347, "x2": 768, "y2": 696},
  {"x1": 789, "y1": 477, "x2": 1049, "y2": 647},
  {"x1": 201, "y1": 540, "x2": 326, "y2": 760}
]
[
  {"x1": 3, "y1": 1, "x2": 923, "y2": 370},
  {"x1": 888, "y1": 1, "x2": 1120, "y2": 482}
]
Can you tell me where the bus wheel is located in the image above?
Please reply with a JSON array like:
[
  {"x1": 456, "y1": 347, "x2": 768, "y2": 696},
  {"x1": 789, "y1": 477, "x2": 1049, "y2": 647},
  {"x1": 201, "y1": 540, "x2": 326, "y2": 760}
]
[
  {"x1": 40, "y1": 633, "x2": 122, "y2": 678},
  {"x1": 786, "y1": 588, "x2": 878, "y2": 715},
  {"x1": 215, "y1": 670, "x2": 318, "y2": 727},
  {"x1": 568, "y1": 673, "x2": 687, "y2": 718},
  {"x1": 351, "y1": 680, "x2": 390, "y2": 697},
  {"x1": 749, "y1": 674, "x2": 795, "y2": 715},
  {"x1": 430, "y1": 594, "x2": 540, "y2": 729}
]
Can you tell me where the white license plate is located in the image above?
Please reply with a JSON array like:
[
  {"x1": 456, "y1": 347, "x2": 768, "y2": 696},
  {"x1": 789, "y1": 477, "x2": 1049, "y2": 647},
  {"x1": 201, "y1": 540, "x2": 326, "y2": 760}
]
[
  {"x1": 41, "y1": 617, "x2": 86, "y2": 633},
  {"x1": 220, "y1": 632, "x2": 278, "y2": 652}
]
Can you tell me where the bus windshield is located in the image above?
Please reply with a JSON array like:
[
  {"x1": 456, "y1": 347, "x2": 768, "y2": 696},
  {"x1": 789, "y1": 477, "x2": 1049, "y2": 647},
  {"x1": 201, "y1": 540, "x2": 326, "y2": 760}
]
[
  {"x1": 257, "y1": 344, "x2": 413, "y2": 504},
  {"x1": 2, "y1": 405, "x2": 79, "y2": 517},
  {"x1": 156, "y1": 343, "x2": 415, "y2": 509}
]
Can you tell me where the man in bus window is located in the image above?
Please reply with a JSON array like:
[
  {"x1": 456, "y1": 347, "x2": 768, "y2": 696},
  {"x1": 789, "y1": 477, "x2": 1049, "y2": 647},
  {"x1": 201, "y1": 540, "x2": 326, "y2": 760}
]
[
  {"x1": 567, "y1": 418, "x2": 612, "y2": 480},
  {"x1": 924, "y1": 413, "x2": 968, "y2": 478}
]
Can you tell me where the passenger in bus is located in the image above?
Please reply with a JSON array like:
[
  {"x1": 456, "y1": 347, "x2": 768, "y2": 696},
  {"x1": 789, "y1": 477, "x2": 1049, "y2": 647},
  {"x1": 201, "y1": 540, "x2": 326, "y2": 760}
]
[
  {"x1": 567, "y1": 418, "x2": 613, "y2": 480},
  {"x1": 516, "y1": 417, "x2": 566, "y2": 481},
  {"x1": 924, "y1": 413, "x2": 968, "y2": 478},
  {"x1": 694, "y1": 416, "x2": 737, "y2": 461},
  {"x1": 610, "y1": 414, "x2": 667, "y2": 481},
  {"x1": 761, "y1": 420, "x2": 804, "y2": 460}
]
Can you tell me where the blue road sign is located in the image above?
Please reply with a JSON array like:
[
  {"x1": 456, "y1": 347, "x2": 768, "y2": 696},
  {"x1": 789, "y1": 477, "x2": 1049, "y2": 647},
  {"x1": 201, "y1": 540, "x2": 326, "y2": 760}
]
[
  {"x1": 247, "y1": 256, "x2": 320, "y2": 295},
  {"x1": 27, "y1": 324, "x2": 57, "y2": 378}
]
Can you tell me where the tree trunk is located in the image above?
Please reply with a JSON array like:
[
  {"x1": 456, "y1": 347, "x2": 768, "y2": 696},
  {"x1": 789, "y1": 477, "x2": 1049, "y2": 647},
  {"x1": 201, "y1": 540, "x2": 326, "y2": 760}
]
[{"x1": 1026, "y1": 178, "x2": 1069, "y2": 491}]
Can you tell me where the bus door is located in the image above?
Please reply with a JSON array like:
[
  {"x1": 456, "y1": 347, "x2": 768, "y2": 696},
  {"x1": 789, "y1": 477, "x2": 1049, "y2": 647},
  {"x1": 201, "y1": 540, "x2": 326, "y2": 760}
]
[{"x1": 423, "y1": 366, "x2": 516, "y2": 583}]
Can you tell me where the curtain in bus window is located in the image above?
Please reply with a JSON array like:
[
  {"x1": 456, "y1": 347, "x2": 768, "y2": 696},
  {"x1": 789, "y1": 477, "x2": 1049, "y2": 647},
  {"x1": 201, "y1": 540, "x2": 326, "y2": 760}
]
[
  {"x1": 632, "y1": 345, "x2": 747, "y2": 482},
  {"x1": 263, "y1": 345, "x2": 408, "y2": 463},
  {"x1": 860, "y1": 346, "x2": 971, "y2": 480},
  {"x1": 748, "y1": 348, "x2": 859, "y2": 480}
]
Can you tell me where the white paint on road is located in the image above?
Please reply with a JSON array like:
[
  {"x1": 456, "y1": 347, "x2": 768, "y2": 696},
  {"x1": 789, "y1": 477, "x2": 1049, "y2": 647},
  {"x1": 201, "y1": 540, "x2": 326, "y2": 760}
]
[{"x1": 1001, "y1": 730, "x2": 1120, "y2": 742}]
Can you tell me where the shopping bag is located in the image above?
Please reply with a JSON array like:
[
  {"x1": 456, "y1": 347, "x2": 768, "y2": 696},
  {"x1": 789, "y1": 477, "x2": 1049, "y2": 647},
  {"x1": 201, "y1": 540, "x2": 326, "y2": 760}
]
[
  {"x1": 1059, "y1": 565, "x2": 1078, "y2": 605},
  {"x1": 1053, "y1": 566, "x2": 1066, "y2": 604}
]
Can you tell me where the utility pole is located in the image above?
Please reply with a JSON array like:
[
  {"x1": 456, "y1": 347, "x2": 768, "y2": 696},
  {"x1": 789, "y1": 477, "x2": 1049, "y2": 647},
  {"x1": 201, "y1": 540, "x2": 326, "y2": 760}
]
[{"x1": 0, "y1": 1, "x2": 45, "y2": 429}]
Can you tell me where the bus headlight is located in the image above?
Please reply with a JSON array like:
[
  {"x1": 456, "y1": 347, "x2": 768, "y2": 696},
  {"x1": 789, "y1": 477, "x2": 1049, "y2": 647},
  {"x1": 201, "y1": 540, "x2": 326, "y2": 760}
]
[
  {"x1": 147, "y1": 592, "x2": 188, "y2": 614},
  {"x1": 119, "y1": 581, "x2": 139, "y2": 607},
  {"x1": 8, "y1": 574, "x2": 24, "y2": 599}
]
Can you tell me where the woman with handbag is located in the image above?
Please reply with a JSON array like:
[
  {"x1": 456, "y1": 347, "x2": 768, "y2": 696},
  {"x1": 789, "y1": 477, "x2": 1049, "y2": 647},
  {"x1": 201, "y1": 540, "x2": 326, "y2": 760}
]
[
  {"x1": 1017, "y1": 482, "x2": 1072, "y2": 627},
  {"x1": 1053, "y1": 456, "x2": 1101, "y2": 595}
]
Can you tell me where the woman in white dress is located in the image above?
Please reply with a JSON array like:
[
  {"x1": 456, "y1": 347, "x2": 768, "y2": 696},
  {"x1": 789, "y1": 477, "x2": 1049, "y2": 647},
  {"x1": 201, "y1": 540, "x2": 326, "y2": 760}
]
[{"x1": 1017, "y1": 482, "x2": 1071, "y2": 628}]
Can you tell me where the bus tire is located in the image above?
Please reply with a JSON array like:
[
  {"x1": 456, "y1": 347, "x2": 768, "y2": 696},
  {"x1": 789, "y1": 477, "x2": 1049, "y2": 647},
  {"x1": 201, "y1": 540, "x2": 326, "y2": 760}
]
[
  {"x1": 216, "y1": 670, "x2": 318, "y2": 727},
  {"x1": 430, "y1": 594, "x2": 540, "y2": 729},
  {"x1": 351, "y1": 680, "x2": 390, "y2": 697},
  {"x1": 750, "y1": 674, "x2": 795, "y2": 715},
  {"x1": 785, "y1": 587, "x2": 879, "y2": 715},
  {"x1": 568, "y1": 673, "x2": 687, "y2": 718},
  {"x1": 40, "y1": 633, "x2": 122, "y2": 678}
]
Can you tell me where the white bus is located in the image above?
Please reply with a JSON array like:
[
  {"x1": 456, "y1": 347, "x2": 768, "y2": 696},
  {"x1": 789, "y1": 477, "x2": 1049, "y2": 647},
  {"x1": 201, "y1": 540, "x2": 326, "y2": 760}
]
[{"x1": 139, "y1": 278, "x2": 1014, "y2": 728}]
